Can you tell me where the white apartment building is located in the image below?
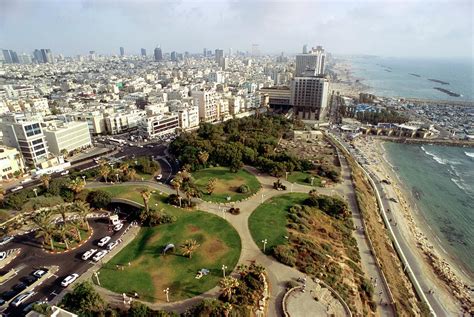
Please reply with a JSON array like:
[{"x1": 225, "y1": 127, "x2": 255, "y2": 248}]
[
  {"x1": 168, "y1": 101, "x2": 199, "y2": 130},
  {"x1": 0, "y1": 146, "x2": 24, "y2": 180},
  {"x1": 25, "y1": 98, "x2": 50, "y2": 115},
  {"x1": 291, "y1": 76, "x2": 329, "y2": 121},
  {"x1": 71, "y1": 111, "x2": 106, "y2": 135},
  {"x1": 1, "y1": 113, "x2": 50, "y2": 167},
  {"x1": 295, "y1": 47, "x2": 326, "y2": 77},
  {"x1": 0, "y1": 101, "x2": 9, "y2": 115},
  {"x1": 191, "y1": 90, "x2": 219, "y2": 123},
  {"x1": 138, "y1": 114, "x2": 179, "y2": 138},
  {"x1": 104, "y1": 109, "x2": 146, "y2": 134},
  {"x1": 43, "y1": 121, "x2": 92, "y2": 155}
]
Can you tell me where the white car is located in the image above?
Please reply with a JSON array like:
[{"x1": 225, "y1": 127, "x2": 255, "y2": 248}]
[
  {"x1": 106, "y1": 241, "x2": 119, "y2": 251},
  {"x1": 156, "y1": 174, "x2": 162, "y2": 180},
  {"x1": 97, "y1": 236, "x2": 111, "y2": 247},
  {"x1": 20, "y1": 178, "x2": 33, "y2": 184},
  {"x1": 0, "y1": 236, "x2": 13, "y2": 245},
  {"x1": 0, "y1": 251, "x2": 6, "y2": 261},
  {"x1": 10, "y1": 186, "x2": 24, "y2": 193},
  {"x1": 60, "y1": 170, "x2": 70, "y2": 175},
  {"x1": 61, "y1": 273, "x2": 79, "y2": 287},
  {"x1": 92, "y1": 250, "x2": 108, "y2": 262},
  {"x1": 81, "y1": 249, "x2": 97, "y2": 260},
  {"x1": 33, "y1": 269, "x2": 48, "y2": 278},
  {"x1": 113, "y1": 223, "x2": 123, "y2": 232},
  {"x1": 10, "y1": 291, "x2": 35, "y2": 307}
]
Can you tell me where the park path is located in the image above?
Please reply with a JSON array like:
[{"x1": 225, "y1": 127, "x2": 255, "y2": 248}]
[{"x1": 85, "y1": 159, "x2": 394, "y2": 316}]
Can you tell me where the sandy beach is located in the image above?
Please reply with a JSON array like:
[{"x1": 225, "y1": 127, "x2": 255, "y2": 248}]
[
  {"x1": 352, "y1": 136, "x2": 473, "y2": 314},
  {"x1": 329, "y1": 59, "x2": 370, "y2": 98}
]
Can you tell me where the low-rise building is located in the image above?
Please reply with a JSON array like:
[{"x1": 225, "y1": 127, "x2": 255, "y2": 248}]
[
  {"x1": 0, "y1": 146, "x2": 24, "y2": 180},
  {"x1": 43, "y1": 121, "x2": 92, "y2": 155},
  {"x1": 138, "y1": 114, "x2": 179, "y2": 138}
]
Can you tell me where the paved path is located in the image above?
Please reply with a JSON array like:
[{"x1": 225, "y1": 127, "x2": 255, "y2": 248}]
[{"x1": 85, "y1": 161, "x2": 395, "y2": 316}]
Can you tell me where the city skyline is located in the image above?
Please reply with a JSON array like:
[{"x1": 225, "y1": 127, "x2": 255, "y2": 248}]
[{"x1": 1, "y1": 0, "x2": 472, "y2": 58}]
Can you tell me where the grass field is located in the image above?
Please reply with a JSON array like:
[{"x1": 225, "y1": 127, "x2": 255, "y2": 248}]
[
  {"x1": 98, "y1": 211, "x2": 241, "y2": 302},
  {"x1": 248, "y1": 193, "x2": 308, "y2": 254},
  {"x1": 193, "y1": 167, "x2": 260, "y2": 203},
  {"x1": 286, "y1": 171, "x2": 322, "y2": 187}
]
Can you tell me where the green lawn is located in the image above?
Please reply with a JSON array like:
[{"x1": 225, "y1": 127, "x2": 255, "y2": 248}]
[
  {"x1": 248, "y1": 193, "x2": 308, "y2": 255},
  {"x1": 98, "y1": 211, "x2": 241, "y2": 302},
  {"x1": 99, "y1": 185, "x2": 172, "y2": 211},
  {"x1": 193, "y1": 167, "x2": 261, "y2": 203},
  {"x1": 286, "y1": 171, "x2": 322, "y2": 187}
]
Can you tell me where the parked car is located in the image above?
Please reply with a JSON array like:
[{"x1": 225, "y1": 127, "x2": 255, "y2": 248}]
[
  {"x1": 97, "y1": 236, "x2": 111, "y2": 247},
  {"x1": 13, "y1": 282, "x2": 26, "y2": 292},
  {"x1": 10, "y1": 186, "x2": 23, "y2": 193},
  {"x1": 11, "y1": 291, "x2": 35, "y2": 307},
  {"x1": 61, "y1": 273, "x2": 79, "y2": 287},
  {"x1": 0, "y1": 251, "x2": 6, "y2": 260},
  {"x1": 155, "y1": 174, "x2": 162, "y2": 180},
  {"x1": 32, "y1": 269, "x2": 48, "y2": 279},
  {"x1": 106, "y1": 241, "x2": 119, "y2": 251},
  {"x1": 20, "y1": 178, "x2": 33, "y2": 184},
  {"x1": 113, "y1": 223, "x2": 123, "y2": 232},
  {"x1": 1, "y1": 290, "x2": 18, "y2": 301},
  {"x1": 92, "y1": 250, "x2": 107, "y2": 262},
  {"x1": 22, "y1": 300, "x2": 47, "y2": 313},
  {"x1": 82, "y1": 249, "x2": 97, "y2": 261},
  {"x1": 21, "y1": 275, "x2": 37, "y2": 286},
  {"x1": 0, "y1": 236, "x2": 13, "y2": 246},
  {"x1": 60, "y1": 170, "x2": 70, "y2": 175}
]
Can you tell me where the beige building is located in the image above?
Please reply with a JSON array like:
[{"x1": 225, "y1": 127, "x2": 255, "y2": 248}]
[
  {"x1": 191, "y1": 90, "x2": 219, "y2": 122},
  {"x1": 0, "y1": 146, "x2": 24, "y2": 180},
  {"x1": 43, "y1": 121, "x2": 92, "y2": 155}
]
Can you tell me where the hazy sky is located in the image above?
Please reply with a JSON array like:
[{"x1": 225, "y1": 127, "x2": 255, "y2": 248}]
[{"x1": 1, "y1": 0, "x2": 472, "y2": 58}]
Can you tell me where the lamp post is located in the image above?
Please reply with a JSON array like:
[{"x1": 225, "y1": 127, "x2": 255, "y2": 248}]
[
  {"x1": 291, "y1": 183, "x2": 294, "y2": 193},
  {"x1": 285, "y1": 171, "x2": 289, "y2": 181},
  {"x1": 222, "y1": 264, "x2": 228, "y2": 277},
  {"x1": 116, "y1": 173, "x2": 119, "y2": 182},
  {"x1": 261, "y1": 193, "x2": 264, "y2": 204},
  {"x1": 262, "y1": 239, "x2": 268, "y2": 253},
  {"x1": 94, "y1": 271, "x2": 101, "y2": 286},
  {"x1": 33, "y1": 188, "x2": 38, "y2": 197},
  {"x1": 163, "y1": 288, "x2": 170, "y2": 302},
  {"x1": 311, "y1": 177, "x2": 315, "y2": 186},
  {"x1": 82, "y1": 175, "x2": 86, "y2": 185},
  {"x1": 178, "y1": 196, "x2": 182, "y2": 207}
]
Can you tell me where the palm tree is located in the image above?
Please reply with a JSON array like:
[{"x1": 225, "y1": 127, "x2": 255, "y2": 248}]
[
  {"x1": 68, "y1": 178, "x2": 86, "y2": 198},
  {"x1": 56, "y1": 224, "x2": 70, "y2": 250},
  {"x1": 73, "y1": 201, "x2": 92, "y2": 231},
  {"x1": 56, "y1": 204, "x2": 69, "y2": 223},
  {"x1": 32, "y1": 210, "x2": 55, "y2": 251},
  {"x1": 222, "y1": 302, "x2": 233, "y2": 317},
  {"x1": 99, "y1": 164, "x2": 110, "y2": 183},
  {"x1": 68, "y1": 220, "x2": 82, "y2": 242},
  {"x1": 180, "y1": 239, "x2": 200, "y2": 259},
  {"x1": 60, "y1": 149, "x2": 69, "y2": 158},
  {"x1": 206, "y1": 178, "x2": 217, "y2": 195},
  {"x1": 171, "y1": 176, "x2": 182, "y2": 196},
  {"x1": 40, "y1": 174, "x2": 51, "y2": 190},
  {"x1": 128, "y1": 168, "x2": 137, "y2": 181},
  {"x1": 198, "y1": 151, "x2": 209, "y2": 166},
  {"x1": 120, "y1": 162, "x2": 130, "y2": 175},
  {"x1": 140, "y1": 188, "x2": 151, "y2": 212},
  {"x1": 219, "y1": 277, "x2": 239, "y2": 301}
]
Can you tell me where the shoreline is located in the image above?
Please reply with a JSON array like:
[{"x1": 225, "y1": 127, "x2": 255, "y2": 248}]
[{"x1": 353, "y1": 137, "x2": 472, "y2": 313}]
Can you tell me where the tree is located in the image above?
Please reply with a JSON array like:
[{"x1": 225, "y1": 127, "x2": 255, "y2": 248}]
[
  {"x1": 56, "y1": 224, "x2": 70, "y2": 250},
  {"x1": 140, "y1": 189, "x2": 151, "y2": 213},
  {"x1": 99, "y1": 164, "x2": 110, "y2": 183},
  {"x1": 120, "y1": 162, "x2": 130, "y2": 175},
  {"x1": 60, "y1": 281, "x2": 106, "y2": 315},
  {"x1": 32, "y1": 210, "x2": 55, "y2": 251},
  {"x1": 68, "y1": 178, "x2": 86, "y2": 197},
  {"x1": 171, "y1": 176, "x2": 182, "y2": 196},
  {"x1": 73, "y1": 201, "x2": 91, "y2": 231},
  {"x1": 40, "y1": 174, "x2": 51, "y2": 190},
  {"x1": 219, "y1": 276, "x2": 239, "y2": 301},
  {"x1": 60, "y1": 149, "x2": 69, "y2": 158},
  {"x1": 128, "y1": 168, "x2": 137, "y2": 181},
  {"x1": 180, "y1": 239, "x2": 200, "y2": 259},
  {"x1": 86, "y1": 190, "x2": 111, "y2": 209},
  {"x1": 222, "y1": 302, "x2": 233, "y2": 317},
  {"x1": 198, "y1": 151, "x2": 209, "y2": 166},
  {"x1": 56, "y1": 204, "x2": 69, "y2": 223},
  {"x1": 206, "y1": 178, "x2": 217, "y2": 195}
]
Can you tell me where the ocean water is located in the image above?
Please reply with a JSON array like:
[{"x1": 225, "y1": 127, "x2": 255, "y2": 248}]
[
  {"x1": 347, "y1": 56, "x2": 474, "y2": 102},
  {"x1": 384, "y1": 142, "x2": 474, "y2": 277}
]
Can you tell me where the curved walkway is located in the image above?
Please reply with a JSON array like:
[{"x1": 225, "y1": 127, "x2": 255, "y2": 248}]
[{"x1": 86, "y1": 161, "x2": 395, "y2": 316}]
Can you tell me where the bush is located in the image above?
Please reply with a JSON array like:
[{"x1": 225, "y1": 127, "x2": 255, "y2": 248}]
[
  {"x1": 272, "y1": 244, "x2": 297, "y2": 266},
  {"x1": 166, "y1": 194, "x2": 194, "y2": 208},
  {"x1": 87, "y1": 190, "x2": 112, "y2": 209},
  {"x1": 237, "y1": 184, "x2": 250, "y2": 194},
  {"x1": 228, "y1": 207, "x2": 240, "y2": 215}
]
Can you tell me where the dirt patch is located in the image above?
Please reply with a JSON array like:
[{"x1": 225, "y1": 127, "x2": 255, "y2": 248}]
[
  {"x1": 212, "y1": 178, "x2": 245, "y2": 194},
  {"x1": 150, "y1": 267, "x2": 174, "y2": 301},
  {"x1": 202, "y1": 239, "x2": 229, "y2": 262},
  {"x1": 187, "y1": 225, "x2": 201, "y2": 233}
]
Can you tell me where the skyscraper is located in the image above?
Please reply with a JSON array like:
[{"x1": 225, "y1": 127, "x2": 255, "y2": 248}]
[
  {"x1": 141, "y1": 48, "x2": 147, "y2": 57},
  {"x1": 2, "y1": 50, "x2": 12, "y2": 63},
  {"x1": 154, "y1": 47, "x2": 163, "y2": 61},
  {"x1": 40, "y1": 49, "x2": 53, "y2": 63},
  {"x1": 295, "y1": 46, "x2": 326, "y2": 76},
  {"x1": 203, "y1": 48, "x2": 207, "y2": 57},
  {"x1": 120, "y1": 47, "x2": 125, "y2": 56},
  {"x1": 303, "y1": 44, "x2": 308, "y2": 54},
  {"x1": 291, "y1": 76, "x2": 329, "y2": 121},
  {"x1": 9, "y1": 50, "x2": 19, "y2": 63},
  {"x1": 215, "y1": 49, "x2": 224, "y2": 67},
  {"x1": 170, "y1": 51, "x2": 178, "y2": 61},
  {"x1": 33, "y1": 49, "x2": 44, "y2": 63}
]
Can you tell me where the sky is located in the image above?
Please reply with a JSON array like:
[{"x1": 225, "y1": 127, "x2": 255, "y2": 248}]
[{"x1": 0, "y1": 0, "x2": 472, "y2": 58}]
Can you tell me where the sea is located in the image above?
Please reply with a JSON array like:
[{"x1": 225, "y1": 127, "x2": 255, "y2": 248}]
[
  {"x1": 384, "y1": 143, "x2": 474, "y2": 278},
  {"x1": 346, "y1": 56, "x2": 474, "y2": 102}
]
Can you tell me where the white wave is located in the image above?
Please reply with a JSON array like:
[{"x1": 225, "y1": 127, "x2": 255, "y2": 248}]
[
  {"x1": 451, "y1": 177, "x2": 474, "y2": 195},
  {"x1": 420, "y1": 145, "x2": 461, "y2": 165},
  {"x1": 465, "y1": 151, "x2": 474, "y2": 158}
]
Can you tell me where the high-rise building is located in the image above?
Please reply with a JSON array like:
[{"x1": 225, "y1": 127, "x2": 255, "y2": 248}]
[
  {"x1": 291, "y1": 76, "x2": 329, "y2": 121},
  {"x1": 170, "y1": 51, "x2": 178, "y2": 61},
  {"x1": 154, "y1": 47, "x2": 163, "y2": 61},
  {"x1": 303, "y1": 44, "x2": 308, "y2": 54},
  {"x1": 43, "y1": 121, "x2": 92, "y2": 156},
  {"x1": 2, "y1": 50, "x2": 12, "y2": 63},
  {"x1": 40, "y1": 49, "x2": 53, "y2": 63},
  {"x1": 33, "y1": 49, "x2": 44, "y2": 63},
  {"x1": 203, "y1": 48, "x2": 207, "y2": 57},
  {"x1": 228, "y1": 48, "x2": 233, "y2": 57},
  {"x1": 191, "y1": 89, "x2": 219, "y2": 122},
  {"x1": 215, "y1": 49, "x2": 224, "y2": 65},
  {"x1": 141, "y1": 48, "x2": 147, "y2": 57},
  {"x1": 295, "y1": 46, "x2": 326, "y2": 76},
  {"x1": 9, "y1": 50, "x2": 19, "y2": 63},
  {"x1": 18, "y1": 53, "x2": 32, "y2": 64},
  {"x1": 120, "y1": 47, "x2": 125, "y2": 56}
]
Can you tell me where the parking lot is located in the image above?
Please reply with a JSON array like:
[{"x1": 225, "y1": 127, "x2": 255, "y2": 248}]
[{"x1": 0, "y1": 217, "x2": 128, "y2": 316}]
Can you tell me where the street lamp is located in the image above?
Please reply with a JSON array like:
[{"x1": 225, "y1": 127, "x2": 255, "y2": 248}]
[
  {"x1": 262, "y1": 239, "x2": 268, "y2": 253},
  {"x1": 33, "y1": 188, "x2": 38, "y2": 197},
  {"x1": 178, "y1": 196, "x2": 182, "y2": 207},
  {"x1": 261, "y1": 193, "x2": 264, "y2": 204},
  {"x1": 285, "y1": 171, "x2": 289, "y2": 181},
  {"x1": 290, "y1": 183, "x2": 294, "y2": 193},
  {"x1": 116, "y1": 173, "x2": 119, "y2": 182},
  {"x1": 163, "y1": 288, "x2": 170, "y2": 302},
  {"x1": 311, "y1": 177, "x2": 315, "y2": 186},
  {"x1": 222, "y1": 264, "x2": 228, "y2": 277},
  {"x1": 94, "y1": 271, "x2": 101, "y2": 286},
  {"x1": 82, "y1": 175, "x2": 86, "y2": 185}
]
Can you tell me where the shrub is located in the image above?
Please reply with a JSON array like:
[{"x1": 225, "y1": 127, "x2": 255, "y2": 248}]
[
  {"x1": 228, "y1": 207, "x2": 240, "y2": 215},
  {"x1": 272, "y1": 244, "x2": 297, "y2": 266},
  {"x1": 237, "y1": 184, "x2": 250, "y2": 194},
  {"x1": 86, "y1": 190, "x2": 112, "y2": 209}
]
